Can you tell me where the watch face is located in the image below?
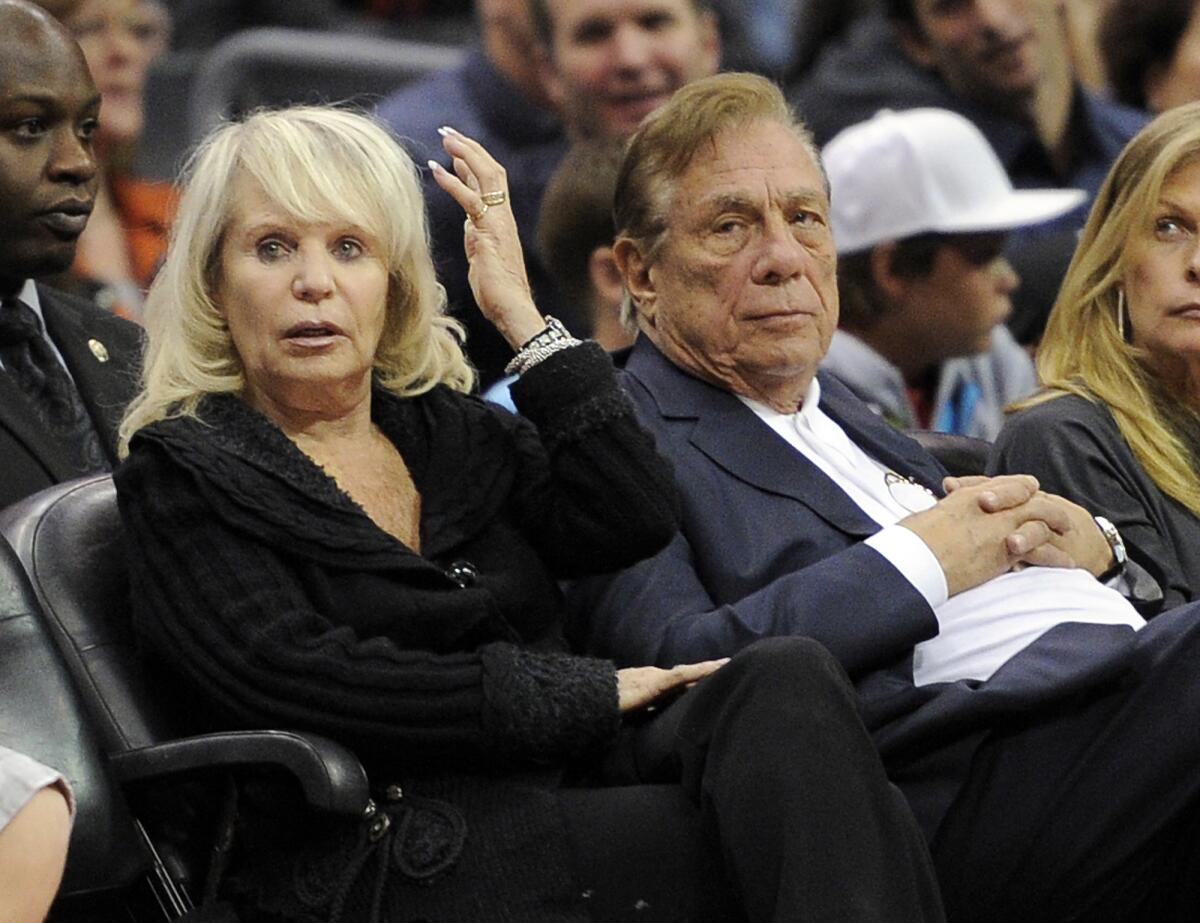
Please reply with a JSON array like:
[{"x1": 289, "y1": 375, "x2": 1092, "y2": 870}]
[{"x1": 1095, "y1": 517, "x2": 1126, "y2": 565}]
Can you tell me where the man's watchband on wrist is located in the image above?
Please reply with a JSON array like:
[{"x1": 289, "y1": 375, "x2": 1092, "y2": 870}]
[
  {"x1": 504, "y1": 316, "x2": 581, "y2": 376},
  {"x1": 1094, "y1": 515, "x2": 1127, "y2": 582}
]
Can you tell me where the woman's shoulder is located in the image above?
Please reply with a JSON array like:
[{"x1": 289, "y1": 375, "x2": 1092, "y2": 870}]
[
  {"x1": 127, "y1": 394, "x2": 278, "y2": 459},
  {"x1": 1000, "y1": 390, "x2": 1117, "y2": 437},
  {"x1": 122, "y1": 394, "x2": 340, "y2": 506},
  {"x1": 992, "y1": 390, "x2": 1123, "y2": 472}
]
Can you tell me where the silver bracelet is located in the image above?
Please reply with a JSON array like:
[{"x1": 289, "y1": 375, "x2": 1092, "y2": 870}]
[{"x1": 504, "y1": 316, "x2": 581, "y2": 376}]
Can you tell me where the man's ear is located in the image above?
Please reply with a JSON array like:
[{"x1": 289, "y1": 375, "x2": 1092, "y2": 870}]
[
  {"x1": 612, "y1": 237, "x2": 658, "y2": 325},
  {"x1": 869, "y1": 241, "x2": 909, "y2": 303},
  {"x1": 896, "y1": 21, "x2": 938, "y2": 71}
]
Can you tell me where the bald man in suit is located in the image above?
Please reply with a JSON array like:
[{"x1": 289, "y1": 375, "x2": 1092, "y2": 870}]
[{"x1": 0, "y1": 0, "x2": 141, "y2": 510}]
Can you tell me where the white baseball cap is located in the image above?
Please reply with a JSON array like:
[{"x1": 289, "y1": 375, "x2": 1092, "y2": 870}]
[{"x1": 823, "y1": 108, "x2": 1087, "y2": 255}]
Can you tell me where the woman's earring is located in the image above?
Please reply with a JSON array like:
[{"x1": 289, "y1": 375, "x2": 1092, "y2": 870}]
[{"x1": 1117, "y1": 288, "x2": 1129, "y2": 342}]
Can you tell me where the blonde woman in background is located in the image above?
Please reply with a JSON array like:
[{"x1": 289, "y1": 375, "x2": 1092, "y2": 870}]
[{"x1": 992, "y1": 101, "x2": 1200, "y2": 612}]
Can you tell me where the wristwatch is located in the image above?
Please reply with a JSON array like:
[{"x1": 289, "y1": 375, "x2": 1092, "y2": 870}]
[{"x1": 1093, "y1": 516, "x2": 1127, "y2": 581}]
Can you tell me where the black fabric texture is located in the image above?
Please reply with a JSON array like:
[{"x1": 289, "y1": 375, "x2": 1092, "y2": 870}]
[
  {"x1": 0, "y1": 296, "x2": 107, "y2": 475},
  {"x1": 114, "y1": 343, "x2": 678, "y2": 920}
]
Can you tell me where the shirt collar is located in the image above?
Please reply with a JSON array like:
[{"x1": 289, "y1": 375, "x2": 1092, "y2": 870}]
[
  {"x1": 737, "y1": 376, "x2": 821, "y2": 423},
  {"x1": 15, "y1": 279, "x2": 43, "y2": 328}
]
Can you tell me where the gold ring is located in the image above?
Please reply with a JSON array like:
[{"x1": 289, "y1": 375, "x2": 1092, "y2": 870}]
[
  {"x1": 470, "y1": 203, "x2": 489, "y2": 223},
  {"x1": 481, "y1": 190, "x2": 507, "y2": 207}
]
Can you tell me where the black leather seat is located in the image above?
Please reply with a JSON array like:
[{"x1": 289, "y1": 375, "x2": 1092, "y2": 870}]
[
  {"x1": 0, "y1": 474, "x2": 371, "y2": 917},
  {"x1": 0, "y1": 535, "x2": 149, "y2": 908},
  {"x1": 909, "y1": 430, "x2": 992, "y2": 478}
]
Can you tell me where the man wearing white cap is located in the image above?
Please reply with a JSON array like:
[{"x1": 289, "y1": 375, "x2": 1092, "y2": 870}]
[{"x1": 821, "y1": 108, "x2": 1084, "y2": 440}]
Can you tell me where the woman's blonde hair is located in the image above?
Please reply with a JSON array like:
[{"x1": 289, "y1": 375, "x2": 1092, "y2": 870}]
[
  {"x1": 118, "y1": 105, "x2": 473, "y2": 455},
  {"x1": 1024, "y1": 100, "x2": 1200, "y2": 516}
]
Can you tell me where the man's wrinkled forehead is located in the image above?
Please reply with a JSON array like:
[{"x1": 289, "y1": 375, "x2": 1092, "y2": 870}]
[{"x1": 680, "y1": 124, "x2": 829, "y2": 196}]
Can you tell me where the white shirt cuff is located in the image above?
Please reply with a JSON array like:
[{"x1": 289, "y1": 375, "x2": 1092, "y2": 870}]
[
  {"x1": 865, "y1": 524, "x2": 949, "y2": 609},
  {"x1": 1104, "y1": 569, "x2": 1132, "y2": 596}
]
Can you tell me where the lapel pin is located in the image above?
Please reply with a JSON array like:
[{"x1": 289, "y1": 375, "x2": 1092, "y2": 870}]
[{"x1": 88, "y1": 338, "x2": 110, "y2": 362}]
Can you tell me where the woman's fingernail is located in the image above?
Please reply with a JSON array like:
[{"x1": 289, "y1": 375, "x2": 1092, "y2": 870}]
[
  {"x1": 427, "y1": 159, "x2": 443, "y2": 172},
  {"x1": 438, "y1": 125, "x2": 459, "y2": 137}
]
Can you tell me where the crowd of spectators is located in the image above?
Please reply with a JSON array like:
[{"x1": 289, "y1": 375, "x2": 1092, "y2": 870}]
[{"x1": 29, "y1": 0, "x2": 1200, "y2": 372}]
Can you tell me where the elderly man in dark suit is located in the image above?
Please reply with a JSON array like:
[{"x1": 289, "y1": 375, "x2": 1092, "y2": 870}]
[
  {"x1": 570, "y1": 71, "x2": 1200, "y2": 923},
  {"x1": 0, "y1": 0, "x2": 141, "y2": 510}
]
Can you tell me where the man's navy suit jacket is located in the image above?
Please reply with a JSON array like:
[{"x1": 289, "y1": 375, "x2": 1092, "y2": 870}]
[
  {"x1": 569, "y1": 337, "x2": 1144, "y2": 838},
  {"x1": 0, "y1": 284, "x2": 142, "y2": 511}
]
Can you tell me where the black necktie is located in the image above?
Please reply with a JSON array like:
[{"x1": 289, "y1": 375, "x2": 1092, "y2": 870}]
[{"x1": 0, "y1": 296, "x2": 109, "y2": 476}]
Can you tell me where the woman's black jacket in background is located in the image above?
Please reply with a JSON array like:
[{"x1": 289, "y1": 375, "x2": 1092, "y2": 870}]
[{"x1": 113, "y1": 343, "x2": 679, "y2": 921}]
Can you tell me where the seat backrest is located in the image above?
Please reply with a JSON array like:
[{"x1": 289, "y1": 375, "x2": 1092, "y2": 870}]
[
  {"x1": 133, "y1": 50, "x2": 204, "y2": 182},
  {"x1": 187, "y1": 28, "x2": 465, "y2": 141},
  {"x1": 908, "y1": 430, "x2": 992, "y2": 478},
  {"x1": 0, "y1": 475, "x2": 182, "y2": 755},
  {"x1": 0, "y1": 534, "x2": 148, "y2": 897}
]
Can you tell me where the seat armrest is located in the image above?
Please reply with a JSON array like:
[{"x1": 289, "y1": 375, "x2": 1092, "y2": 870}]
[{"x1": 110, "y1": 730, "x2": 370, "y2": 815}]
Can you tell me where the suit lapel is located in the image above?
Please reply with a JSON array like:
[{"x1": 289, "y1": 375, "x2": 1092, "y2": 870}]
[
  {"x1": 816, "y1": 373, "x2": 948, "y2": 493},
  {"x1": 627, "y1": 340, "x2": 884, "y2": 538}
]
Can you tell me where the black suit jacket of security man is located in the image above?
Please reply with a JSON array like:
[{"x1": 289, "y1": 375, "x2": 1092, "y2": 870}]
[{"x1": 0, "y1": 284, "x2": 141, "y2": 510}]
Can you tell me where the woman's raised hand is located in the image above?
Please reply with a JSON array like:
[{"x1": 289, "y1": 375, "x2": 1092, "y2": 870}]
[
  {"x1": 616, "y1": 659, "x2": 729, "y2": 713},
  {"x1": 429, "y1": 127, "x2": 546, "y2": 349}
]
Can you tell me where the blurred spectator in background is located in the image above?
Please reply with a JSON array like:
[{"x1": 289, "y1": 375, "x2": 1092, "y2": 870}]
[
  {"x1": 485, "y1": 137, "x2": 632, "y2": 408},
  {"x1": 378, "y1": 0, "x2": 567, "y2": 389},
  {"x1": 1101, "y1": 0, "x2": 1200, "y2": 113},
  {"x1": 712, "y1": 0, "x2": 876, "y2": 82},
  {"x1": 821, "y1": 108, "x2": 1082, "y2": 439},
  {"x1": 707, "y1": 0, "x2": 804, "y2": 77},
  {"x1": 790, "y1": 0, "x2": 1148, "y2": 348},
  {"x1": 390, "y1": 0, "x2": 722, "y2": 388},
  {"x1": 536, "y1": 138, "x2": 632, "y2": 353},
  {"x1": 532, "y1": 0, "x2": 720, "y2": 142},
  {"x1": 379, "y1": 0, "x2": 554, "y2": 163},
  {"x1": 41, "y1": 0, "x2": 176, "y2": 320},
  {"x1": 1061, "y1": 0, "x2": 1112, "y2": 93}
]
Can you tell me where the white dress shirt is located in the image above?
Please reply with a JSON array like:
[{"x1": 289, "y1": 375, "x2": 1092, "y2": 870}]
[{"x1": 741, "y1": 378, "x2": 1144, "y2": 686}]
